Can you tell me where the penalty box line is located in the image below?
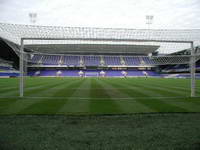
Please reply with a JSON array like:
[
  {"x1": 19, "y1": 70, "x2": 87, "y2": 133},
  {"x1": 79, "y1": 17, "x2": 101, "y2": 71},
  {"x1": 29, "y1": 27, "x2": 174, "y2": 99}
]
[{"x1": 0, "y1": 96, "x2": 199, "y2": 101}]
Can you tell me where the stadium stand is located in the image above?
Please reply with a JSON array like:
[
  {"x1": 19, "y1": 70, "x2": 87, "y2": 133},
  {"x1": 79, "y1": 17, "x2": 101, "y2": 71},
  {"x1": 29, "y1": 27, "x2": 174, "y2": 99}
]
[
  {"x1": 28, "y1": 70, "x2": 160, "y2": 77},
  {"x1": 83, "y1": 55, "x2": 100, "y2": 66},
  {"x1": 42, "y1": 55, "x2": 60, "y2": 65},
  {"x1": 0, "y1": 58, "x2": 19, "y2": 77},
  {"x1": 29, "y1": 54, "x2": 160, "y2": 67},
  {"x1": 104, "y1": 56, "x2": 121, "y2": 66},
  {"x1": 30, "y1": 54, "x2": 42, "y2": 64},
  {"x1": 63, "y1": 55, "x2": 80, "y2": 66},
  {"x1": 26, "y1": 52, "x2": 200, "y2": 78},
  {"x1": 123, "y1": 57, "x2": 141, "y2": 66}
]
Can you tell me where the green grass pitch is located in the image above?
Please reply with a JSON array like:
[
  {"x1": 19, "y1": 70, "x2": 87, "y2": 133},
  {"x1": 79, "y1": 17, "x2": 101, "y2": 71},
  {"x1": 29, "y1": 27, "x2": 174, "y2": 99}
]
[
  {"x1": 0, "y1": 77, "x2": 200, "y2": 114},
  {"x1": 0, "y1": 77, "x2": 200, "y2": 150}
]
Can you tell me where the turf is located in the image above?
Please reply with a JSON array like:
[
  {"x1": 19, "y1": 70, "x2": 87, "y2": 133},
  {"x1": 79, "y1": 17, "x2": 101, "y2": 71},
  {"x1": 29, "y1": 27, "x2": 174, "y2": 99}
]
[
  {"x1": 0, "y1": 77, "x2": 200, "y2": 114},
  {"x1": 0, "y1": 114, "x2": 200, "y2": 150},
  {"x1": 0, "y1": 77, "x2": 200, "y2": 149}
]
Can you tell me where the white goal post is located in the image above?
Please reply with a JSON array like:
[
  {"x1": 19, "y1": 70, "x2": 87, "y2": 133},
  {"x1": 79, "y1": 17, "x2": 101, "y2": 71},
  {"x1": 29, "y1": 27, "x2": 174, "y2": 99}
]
[{"x1": 19, "y1": 38, "x2": 196, "y2": 97}]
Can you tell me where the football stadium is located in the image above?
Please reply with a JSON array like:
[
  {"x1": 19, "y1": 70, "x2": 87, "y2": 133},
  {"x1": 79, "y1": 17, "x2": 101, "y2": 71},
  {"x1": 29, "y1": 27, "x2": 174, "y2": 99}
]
[{"x1": 0, "y1": 1, "x2": 200, "y2": 149}]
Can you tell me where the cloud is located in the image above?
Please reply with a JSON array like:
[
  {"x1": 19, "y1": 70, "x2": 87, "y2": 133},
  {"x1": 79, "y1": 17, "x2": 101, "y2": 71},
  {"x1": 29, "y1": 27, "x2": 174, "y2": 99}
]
[{"x1": 0, "y1": 0, "x2": 200, "y2": 29}]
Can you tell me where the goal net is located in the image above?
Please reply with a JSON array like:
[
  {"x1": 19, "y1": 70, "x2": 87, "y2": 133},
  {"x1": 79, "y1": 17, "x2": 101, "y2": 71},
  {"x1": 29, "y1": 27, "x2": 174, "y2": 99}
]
[{"x1": 0, "y1": 23, "x2": 199, "y2": 98}]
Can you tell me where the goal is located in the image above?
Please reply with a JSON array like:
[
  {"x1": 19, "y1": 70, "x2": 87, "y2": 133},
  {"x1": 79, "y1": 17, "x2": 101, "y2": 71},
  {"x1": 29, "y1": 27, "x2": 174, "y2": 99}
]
[
  {"x1": 0, "y1": 23, "x2": 199, "y2": 98},
  {"x1": 19, "y1": 38, "x2": 197, "y2": 97}
]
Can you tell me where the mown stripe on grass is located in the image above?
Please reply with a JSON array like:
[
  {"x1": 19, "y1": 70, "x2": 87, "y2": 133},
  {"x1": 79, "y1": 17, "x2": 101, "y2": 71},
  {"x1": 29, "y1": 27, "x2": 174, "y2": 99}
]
[
  {"x1": 120, "y1": 79, "x2": 190, "y2": 112},
  {"x1": 0, "y1": 78, "x2": 59, "y2": 97},
  {"x1": 97, "y1": 78, "x2": 153, "y2": 113},
  {"x1": 89, "y1": 78, "x2": 122, "y2": 114},
  {"x1": 0, "y1": 77, "x2": 199, "y2": 115},
  {"x1": 117, "y1": 78, "x2": 190, "y2": 97},
  {"x1": 102, "y1": 79, "x2": 188, "y2": 112},
  {"x1": 57, "y1": 79, "x2": 91, "y2": 114},
  {"x1": 118, "y1": 78, "x2": 189, "y2": 90},
  {"x1": 0, "y1": 78, "x2": 19, "y2": 87},
  {"x1": 102, "y1": 78, "x2": 161, "y2": 97},
  {"x1": 0, "y1": 87, "x2": 19, "y2": 97},
  {"x1": 132, "y1": 78, "x2": 190, "y2": 97},
  {"x1": 163, "y1": 100, "x2": 200, "y2": 112},
  {"x1": 2, "y1": 78, "x2": 77, "y2": 114},
  {"x1": 53, "y1": 78, "x2": 85, "y2": 97},
  {"x1": 0, "y1": 99, "x2": 18, "y2": 114},
  {"x1": 17, "y1": 79, "x2": 85, "y2": 114},
  {"x1": 24, "y1": 79, "x2": 71, "y2": 97}
]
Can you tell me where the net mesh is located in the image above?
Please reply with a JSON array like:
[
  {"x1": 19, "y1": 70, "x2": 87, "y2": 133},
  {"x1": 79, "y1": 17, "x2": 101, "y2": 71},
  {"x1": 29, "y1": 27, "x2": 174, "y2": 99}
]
[
  {"x1": 0, "y1": 23, "x2": 199, "y2": 67},
  {"x1": 0, "y1": 22, "x2": 200, "y2": 54},
  {"x1": 0, "y1": 23, "x2": 199, "y2": 98}
]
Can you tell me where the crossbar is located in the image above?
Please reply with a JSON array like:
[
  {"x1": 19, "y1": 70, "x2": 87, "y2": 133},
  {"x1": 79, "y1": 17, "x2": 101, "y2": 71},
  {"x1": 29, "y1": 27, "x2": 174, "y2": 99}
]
[{"x1": 21, "y1": 37, "x2": 193, "y2": 44}]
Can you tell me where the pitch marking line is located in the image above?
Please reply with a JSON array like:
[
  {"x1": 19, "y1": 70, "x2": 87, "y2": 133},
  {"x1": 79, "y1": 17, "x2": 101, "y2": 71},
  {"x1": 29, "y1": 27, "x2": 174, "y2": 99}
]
[{"x1": 0, "y1": 96, "x2": 200, "y2": 101}]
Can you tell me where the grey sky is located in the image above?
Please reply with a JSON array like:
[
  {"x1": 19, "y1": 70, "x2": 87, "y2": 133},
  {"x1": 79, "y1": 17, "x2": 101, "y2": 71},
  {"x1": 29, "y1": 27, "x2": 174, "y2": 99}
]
[{"x1": 0, "y1": 0, "x2": 200, "y2": 29}]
